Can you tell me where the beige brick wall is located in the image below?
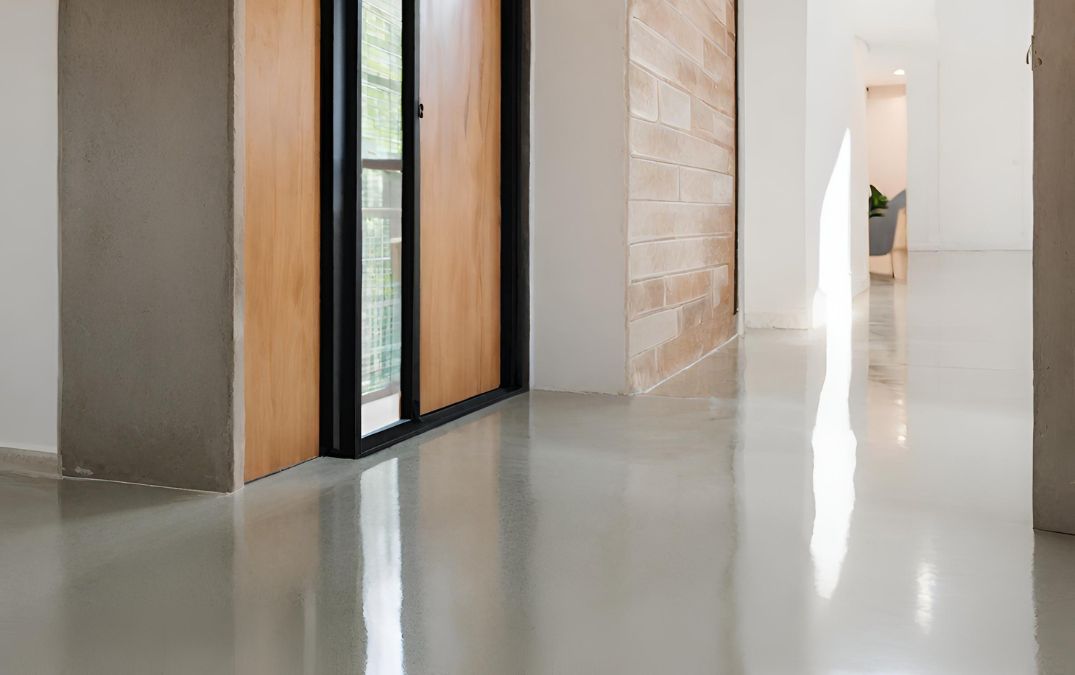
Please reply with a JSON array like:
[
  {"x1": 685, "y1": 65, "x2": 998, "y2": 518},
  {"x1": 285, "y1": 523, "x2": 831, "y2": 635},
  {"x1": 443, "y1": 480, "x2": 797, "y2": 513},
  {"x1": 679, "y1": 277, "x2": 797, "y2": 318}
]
[{"x1": 627, "y1": 0, "x2": 737, "y2": 392}]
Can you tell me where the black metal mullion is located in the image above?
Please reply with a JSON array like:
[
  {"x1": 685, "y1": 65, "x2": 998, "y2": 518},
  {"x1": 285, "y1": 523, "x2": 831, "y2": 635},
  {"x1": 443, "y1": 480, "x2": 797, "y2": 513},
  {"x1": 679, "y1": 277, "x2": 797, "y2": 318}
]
[
  {"x1": 349, "y1": 0, "x2": 363, "y2": 451},
  {"x1": 320, "y1": 0, "x2": 361, "y2": 459},
  {"x1": 362, "y1": 158, "x2": 405, "y2": 171},
  {"x1": 318, "y1": 0, "x2": 336, "y2": 454},
  {"x1": 399, "y1": 0, "x2": 421, "y2": 425},
  {"x1": 500, "y1": 0, "x2": 531, "y2": 391}
]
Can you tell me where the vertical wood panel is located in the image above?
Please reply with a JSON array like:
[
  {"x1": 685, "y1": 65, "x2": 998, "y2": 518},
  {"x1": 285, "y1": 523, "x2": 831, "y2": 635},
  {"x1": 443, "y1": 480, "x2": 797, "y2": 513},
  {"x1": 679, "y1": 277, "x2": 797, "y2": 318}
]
[
  {"x1": 419, "y1": 0, "x2": 502, "y2": 414},
  {"x1": 244, "y1": 0, "x2": 320, "y2": 481}
]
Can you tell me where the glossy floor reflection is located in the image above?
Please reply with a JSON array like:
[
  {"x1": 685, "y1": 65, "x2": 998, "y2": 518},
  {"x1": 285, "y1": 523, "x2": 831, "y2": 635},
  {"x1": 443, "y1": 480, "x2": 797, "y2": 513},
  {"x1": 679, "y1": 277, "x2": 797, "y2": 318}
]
[{"x1": 3, "y1": 252, "x2": 1074, "y2": 674}]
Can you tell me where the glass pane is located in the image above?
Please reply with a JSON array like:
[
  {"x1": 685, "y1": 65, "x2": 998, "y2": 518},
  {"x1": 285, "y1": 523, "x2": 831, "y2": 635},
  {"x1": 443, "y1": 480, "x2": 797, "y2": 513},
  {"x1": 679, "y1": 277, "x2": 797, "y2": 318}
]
[{"x1": 361, "y1": 0, "x2": 404, "y2": 435}]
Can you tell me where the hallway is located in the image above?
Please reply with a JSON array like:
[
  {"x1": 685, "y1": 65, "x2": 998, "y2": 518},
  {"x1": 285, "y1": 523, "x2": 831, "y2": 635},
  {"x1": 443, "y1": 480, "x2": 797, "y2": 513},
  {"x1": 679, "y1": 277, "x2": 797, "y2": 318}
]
[{"x1": 2, "y1": 252, "x2": 1073, "y2": 674}]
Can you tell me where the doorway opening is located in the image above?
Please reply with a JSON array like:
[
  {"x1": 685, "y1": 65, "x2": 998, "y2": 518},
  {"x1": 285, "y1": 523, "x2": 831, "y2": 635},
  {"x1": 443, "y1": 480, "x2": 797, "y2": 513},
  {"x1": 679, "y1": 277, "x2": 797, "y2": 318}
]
[{"x1": 866, "y1": 83, "x2": 908, "y2": 282}]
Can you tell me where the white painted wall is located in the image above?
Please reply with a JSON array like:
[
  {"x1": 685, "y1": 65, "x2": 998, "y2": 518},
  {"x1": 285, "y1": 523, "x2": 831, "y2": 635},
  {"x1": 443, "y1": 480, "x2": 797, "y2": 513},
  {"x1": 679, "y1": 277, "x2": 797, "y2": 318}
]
[
  {"x1": 883, "y1": 0, "x2": 1033, "y2": 252},
  {"x1": 740, "y1": 0, "x2": 811, "y2": 329},
  {"x1": 0, "y1": 0, "x2": 58, "y2": 453},
  {"x1": 850, "y1": 40, "x2": 871, "y2": 296},
  {"x1": 867, "y1": 85, "x2": 908, "y2": 198},
  {"x1": 530, "y1": 0, "x2": 629, "y2": 393},
  {"x1": 742, "y1": 0, "x2": 868, "y2": 329},
  {"x1": 931, "y1": 0, "x2": 1033, "y2": 251},
  {"x1": 905, "y1": 47, "x2": 942, "y2": 250},
  {"x1": 805, "y1": 0, "x2": 867, "y2": 312}
]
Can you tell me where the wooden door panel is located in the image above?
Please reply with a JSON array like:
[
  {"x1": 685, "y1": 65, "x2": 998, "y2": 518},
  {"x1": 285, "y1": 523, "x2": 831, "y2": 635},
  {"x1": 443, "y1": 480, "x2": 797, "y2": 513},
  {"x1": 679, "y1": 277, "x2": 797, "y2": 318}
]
[
  {"x1": 243, "y1": 0, "x2": 321, "y2": 481},
  {"x1": 419, "y1": 0, "x2": 502, "y2": 414}
]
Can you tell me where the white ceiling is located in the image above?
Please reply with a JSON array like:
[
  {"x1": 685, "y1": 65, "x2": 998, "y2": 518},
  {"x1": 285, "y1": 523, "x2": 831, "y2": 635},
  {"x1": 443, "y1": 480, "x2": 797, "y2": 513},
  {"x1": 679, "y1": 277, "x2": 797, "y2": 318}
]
[
  {"x1": 850, "y1": 0, "x2": 937, "y2": 46},
  {"x1": 849, "y1": 0, "x2": 937, "y2": 86}
]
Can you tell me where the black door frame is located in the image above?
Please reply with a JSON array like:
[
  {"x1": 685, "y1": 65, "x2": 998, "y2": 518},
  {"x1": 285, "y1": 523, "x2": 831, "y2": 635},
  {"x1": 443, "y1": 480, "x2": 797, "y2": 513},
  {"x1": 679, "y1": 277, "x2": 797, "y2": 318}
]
[{"x1": 320, "y1": 0, "x2": 530, "y2": 459}]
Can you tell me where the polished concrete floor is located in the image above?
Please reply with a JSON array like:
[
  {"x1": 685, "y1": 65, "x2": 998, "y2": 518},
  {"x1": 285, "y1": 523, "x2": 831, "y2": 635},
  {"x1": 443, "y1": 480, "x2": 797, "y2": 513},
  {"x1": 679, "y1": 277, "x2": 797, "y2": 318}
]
[{"x1": 4, "y1": 252, "x2": 1075, "y2": 674}]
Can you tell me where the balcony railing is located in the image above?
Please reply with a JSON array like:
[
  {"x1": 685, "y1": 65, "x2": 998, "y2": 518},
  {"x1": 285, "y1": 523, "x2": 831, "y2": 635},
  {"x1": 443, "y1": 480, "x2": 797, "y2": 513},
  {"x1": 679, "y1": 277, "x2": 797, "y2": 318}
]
[{"x1": 361, "y1": 160, "x2": 402, "y2": 400}]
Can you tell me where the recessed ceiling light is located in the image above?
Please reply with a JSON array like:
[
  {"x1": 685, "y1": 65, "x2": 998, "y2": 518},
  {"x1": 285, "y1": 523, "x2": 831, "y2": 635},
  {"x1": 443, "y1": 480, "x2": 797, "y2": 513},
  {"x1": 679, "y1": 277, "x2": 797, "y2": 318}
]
[{"x1": 894, "y1": 68, "x2": 906, "y2": 76}]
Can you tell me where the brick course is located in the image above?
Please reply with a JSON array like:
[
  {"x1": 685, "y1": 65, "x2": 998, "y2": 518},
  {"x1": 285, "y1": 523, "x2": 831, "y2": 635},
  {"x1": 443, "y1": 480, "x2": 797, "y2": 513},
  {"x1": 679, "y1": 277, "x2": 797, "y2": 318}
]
[{"x1": 627, "y1": 0, "x2": 737, "y2": 392}]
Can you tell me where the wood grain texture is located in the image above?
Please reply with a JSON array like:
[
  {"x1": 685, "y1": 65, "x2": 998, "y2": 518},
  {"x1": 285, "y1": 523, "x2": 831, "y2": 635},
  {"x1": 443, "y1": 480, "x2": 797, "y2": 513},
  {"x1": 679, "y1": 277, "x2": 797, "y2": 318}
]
[
  {"x1": 419, "y1": 0, "x2": 502, "y2": 414},
  {"x1": 243, "y1": 0, "x2": 320, "y2": 481}
]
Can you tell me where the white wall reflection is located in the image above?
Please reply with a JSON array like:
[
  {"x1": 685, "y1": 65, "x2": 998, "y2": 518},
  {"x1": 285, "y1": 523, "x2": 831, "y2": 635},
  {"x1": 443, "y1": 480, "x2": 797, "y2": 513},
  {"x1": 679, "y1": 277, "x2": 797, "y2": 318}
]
[
  {"x1": 810, "y1": 130, "x2": 858, "y2": 600},
  {"x1": 360, "y1": 458, "x2": 404, "y2": 675}
]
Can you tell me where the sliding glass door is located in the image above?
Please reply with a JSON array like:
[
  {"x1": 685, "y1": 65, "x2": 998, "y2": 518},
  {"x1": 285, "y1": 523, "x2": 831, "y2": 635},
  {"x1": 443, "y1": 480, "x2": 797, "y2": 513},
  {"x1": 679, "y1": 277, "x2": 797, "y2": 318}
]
[
  {"x1": 360, "y1": 0, "x2": 404, "y2": 436},
  {"x1": 322, "y1": 0, "x2": 527, "y2": 459}
]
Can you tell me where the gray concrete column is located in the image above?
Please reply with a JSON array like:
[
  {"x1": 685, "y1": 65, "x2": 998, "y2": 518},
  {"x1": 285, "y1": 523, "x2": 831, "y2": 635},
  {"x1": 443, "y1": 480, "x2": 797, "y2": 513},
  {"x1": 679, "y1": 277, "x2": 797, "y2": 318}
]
[
  {"x1": 58, "y1": 0, "x2": 241, "y2": 492},
  {"x1": 1033, "y1": 0, "x2": 1075, "y2": 534}
]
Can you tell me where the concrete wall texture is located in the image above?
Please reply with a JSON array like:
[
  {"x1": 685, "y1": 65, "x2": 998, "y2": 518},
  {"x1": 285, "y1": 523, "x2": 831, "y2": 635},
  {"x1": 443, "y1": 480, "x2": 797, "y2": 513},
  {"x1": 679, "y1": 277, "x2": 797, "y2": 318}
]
[
  {"x1": 58, "y1": 0, "x2": 240, "y2": 492},
  {"x1": 1033, "y1": 0, "x2": 1075, "y2": 535}
]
